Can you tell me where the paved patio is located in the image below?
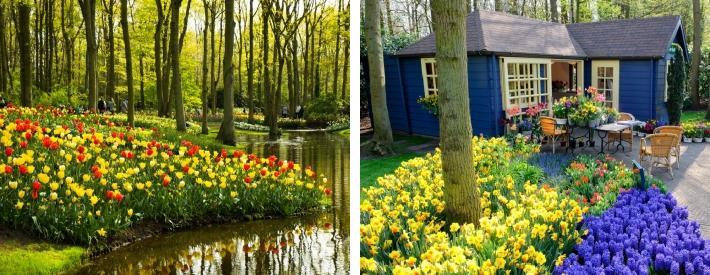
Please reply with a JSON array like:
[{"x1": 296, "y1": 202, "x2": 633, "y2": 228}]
[{"x1": 541, "y1": 134, "x2": 710, "y2": 238}]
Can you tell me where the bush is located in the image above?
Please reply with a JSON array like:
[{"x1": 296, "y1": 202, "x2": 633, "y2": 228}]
[
  {"x1": 277, "y1": 118, "x2": 307, "y2": 129},
  {"x1": 305, "y1": 94, "x2": 347, "y2": 126},
  {"x1": 667, "y1": 43, "x2": 687, "y2": 125}
]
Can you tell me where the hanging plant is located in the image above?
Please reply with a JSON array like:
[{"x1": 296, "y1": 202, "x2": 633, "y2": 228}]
[{"x1": 417, "y1": 95, "x2": 439, "y2": 117}]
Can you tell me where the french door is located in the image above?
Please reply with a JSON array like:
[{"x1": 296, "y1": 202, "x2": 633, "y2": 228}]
[{"x1": 591, "y1": 60, "x2": 619, "y2": 110}]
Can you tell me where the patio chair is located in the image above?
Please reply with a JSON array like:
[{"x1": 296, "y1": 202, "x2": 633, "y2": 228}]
[
  {"x1": 540, "y1": 116, "x2": 568, "y2": 154},
  {"x1": 608, "y1": 112, "x2": 634, "y2": 151},
  {"x1": 640, "y1": 133, "x2": 678, "y2": 178},
  {"x1": 654, "y1": 125, "x2": 683, "y2": 168}
]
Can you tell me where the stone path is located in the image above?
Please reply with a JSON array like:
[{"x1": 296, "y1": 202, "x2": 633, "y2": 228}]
[{"x1": 541, "y1": 135, "x2": 710, "y2": 238}]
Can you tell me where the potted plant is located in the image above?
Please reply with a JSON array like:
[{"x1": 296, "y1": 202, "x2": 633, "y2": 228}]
[
  {"x1": 417, "y1": 95, "x2": 439, "y2": 117},
  {"x1": 682, "y1": 123, "x2": 694, "y2": 143},
  {"x1": 705, "y1": 126, "x2": 710, "y2": 143},
  {"x1": 552, "y1": 97, "x2": 573, "y2": 125},
  {"x1": 505, "y1": 105, "x2": 522, "y2": 134},
  {"x1": 643, "y1": 119, "x2": 657, "y2": 136},
  {"x1": 605, "y1": 108, "x2": 619, "y2": 123},
  {"x1": 693, "y1": 124, "x2": 704, "y2": 143}
]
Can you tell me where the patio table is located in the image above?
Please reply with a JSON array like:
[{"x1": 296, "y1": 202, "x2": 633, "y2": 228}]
[{"x1": 595, "y1": 123, "x2": 631, "y2": 154}]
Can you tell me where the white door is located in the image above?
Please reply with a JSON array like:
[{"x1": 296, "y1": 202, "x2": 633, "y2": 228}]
[{"x1": 591, "y1": 60, "x2": 620, "y2": 110}]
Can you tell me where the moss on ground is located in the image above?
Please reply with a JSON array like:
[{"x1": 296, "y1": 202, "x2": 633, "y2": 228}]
[{"x1": 0, "y1": 236, "x2": 85, "y2": 274}]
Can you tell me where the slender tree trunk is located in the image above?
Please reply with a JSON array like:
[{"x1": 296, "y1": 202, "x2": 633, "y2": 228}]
[
  {"x1": 210, "y1": 2, "x2": 217, "y2": 114},
  {"x1": 690, "y1": 0, "x2": 703, "y2": 109},
  {"x1": 220, "y1": 0, "x2": 235, "y2": 145},
  {"x1": 332, "y1": 0, "x2": 341, "y2": 98},
  {"x1": 139, "y1": 54, "x2": 145, "y2": 108},
  {"x1": 431, "y1": 0, "x2": 480, "y2": 225},
  {"x1": 384, "y1": 0, "x2": 394, "y2": 34},
  {"x1": 120, "y1": 0, "x2": 134, "y2": 125},
  {"x1": 0, "y1": 5, "x2": 6, "y2": 95},
  {"x1": 550, "y1": 0, "x2": 559, "y2": 22},
  {"x1": 290, "y1": 36, "x2": 299, "y2": 117},
  {"x1": 247, "y1": 0, "x2": 255, "y2": 123},
  {"x1": 154, "y1": 0, "x2": 164, "y2": 116},
  {"x1": 18, "y1": 3, "x2": 32, "y2": 107},
  {"x1": 104, "y1": 0, "x2": 116, "y2": 103},
  {"x1": 161, "y1": 9, "x2": 171, "y2": 116},
  {"x1": 201, "y1": 0, "x2": 209, "y2": 134},
  {"x1": 261, "y1": 1, "x2": 271, "y2": 132},
  {"x1": 79, "y1": 0, "x2": 98, "y2": 110},
  {"x1": 341, "y1": 35, "x2": 349, "y2": 100},
  {"x1": 365, "y1": 0, "x2": 393, "y2": 154},
  {"x1": 169, "y1": 0, "x2": 186, "y2": 131}
]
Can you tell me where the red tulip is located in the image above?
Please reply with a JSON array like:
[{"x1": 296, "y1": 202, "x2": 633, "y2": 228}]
[
  {"x1": 32, "y1": 180, "x2": 41, "y2": 190},
  {"x1": 4, "y1": 165, "x2": 13, "y2": 174},
  {"x1": 114, "y1": 193, "x2": 124, "y2": 203},
  {"x1": 243, "y1": 164, "x2": 250, "y2": 171},
  {"x1": 31, "y1": 190, "x2": 38, "y2": 200},
  {"x1": 324, "y1": 188, "x2": 332, "y2": 196},
  {"x1": 24, "y1": 132, "x2": 32, "y2": 140},
  {"x1": 19, "y1": 165, "x2": 28, "y2": 175},
  {"x1": 5, "y1": 147, "x2": 13, "y2": 156},
  {"x1": 77, "y1": 145, "x2": 85, "y2": 154},
  {"x1": 182, "y1": 165, "x2": 190, "y2": 173},
  {"x1": 244, "y1": 177, "x2": 252, "y2": 184},
  {"x1": 19, "y1": 141, "x2": 27, "y2": 148},
  {"x1": 162, "y1": 176, "x2": 171, "y2": 187},
  {"x1": 105, "y1": 190, "x2": 114, "y2": 200},
  {"x1": 260, "y1": 169, "x2": 267, "y2": 177},
  {"x1": 273, "y1": 171, "x2": 280, "y2": 177}
]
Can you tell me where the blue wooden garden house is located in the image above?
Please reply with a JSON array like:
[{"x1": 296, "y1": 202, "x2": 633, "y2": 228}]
[{"x1": 384, "y1": 11, "x2": 688, "y2": 137}]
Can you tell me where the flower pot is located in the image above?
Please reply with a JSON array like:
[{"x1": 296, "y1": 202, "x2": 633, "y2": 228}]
[
  {"x1": 555, "y1": 118, "x2": 567, "y2": 125},
  {"x1": 693, "y1": 138, "x2": 703, "y2": 143},
  {"x1": 639, "y1": 132, "x2": 646, "y2": 137},
  {"x1": 705, "y1": 137, "x2": 710, "y2": 142},
  {"x1": 683, "y1": 137, "x2": 691, "y2": 143}
]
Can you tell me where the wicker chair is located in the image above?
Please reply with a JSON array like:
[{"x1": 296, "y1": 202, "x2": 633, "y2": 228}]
[
  {"x1": 540, "y1": 116, "x2": 568, "y2": 153},
  {"x1": 640, "y1": 133, "x2": 678, "y2": 178},
  {"x1": 608, "y1": 112, "x2": 634, "y2": 151},
  {"x1": 654, "y1": 126, "x2": 683, "y2": 168}
]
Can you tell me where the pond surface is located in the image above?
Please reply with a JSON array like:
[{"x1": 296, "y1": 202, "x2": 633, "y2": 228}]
[{"x1": 74, "y1": 132, "x2": 349, "y2": 275}]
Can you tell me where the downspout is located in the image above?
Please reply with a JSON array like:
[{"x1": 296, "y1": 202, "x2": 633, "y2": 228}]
[{"x1": 397, "y1": 58, "x2": 413, "y2": 134}]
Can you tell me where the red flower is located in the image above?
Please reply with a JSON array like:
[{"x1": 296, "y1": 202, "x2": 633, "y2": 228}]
[
  {"x1": 5, "y1": 147, "x2": 13, "y2": 156},
  {"x1": 243, "y1": 164, "x2": 250, "y2": 171},
  {"x1": 77, "y1": 154, "x2": 86, "y2": 163},
  {"x1": 42, "y1": 137, "x2": 52, "y2": 148},
  {"x1": 162, "y1": 176, "x2": 171, "y2": 187},
  {"x1": 4, "y1": 165, "x2": 12, "y2": 174},
  {"x1": 182, "y1": 165, "x2": 190, "y2": 173},
  {"x1": 77, "y1": 145, "x2": 85, "y2": 154},
  {"x1": 19, "y1": 141, "x2": 27, "y2": 148},
  {"x1": 31, "y1": 190, "x2": 38, "y2": 200},
  {"x1": 24, "y1": 132, "x2": 32, "y2": 140},
  {"x1": 244, "y1": 177, "x2": 252, "y2": 184},
  {"x1": 146, "y1": 148, "x2": 154, "y2": 156},
  {"x1": 19, "y1": 165, "x2": 28, "y2": 175},
  {"x1": 114, "y1": 193, "x2": 124, "y2": 203},
  {"x1": 324, "y1": 188, "x2": 332, "y2": 196},
  {"x1": 324, "y1": 223, "x2": 332, "y2": 229},
  {"x1": 260, "y1": 169, "x2": 267, "y2": 177},
  {"x1": 273, "y1": 171, "x2": 280, "y2": 177},
  {"x1": 233, "y1": 150, "x2": 243, "y2": 158},
  {"x1": 32, "y1": 180, "x2": 41, "y2": 190},
  {"x1": 105, "y1": 190, "x2": 114, "y2": 200},
  {"x1": 287, "y1": 161, "x2": 294, "y2": 170}
]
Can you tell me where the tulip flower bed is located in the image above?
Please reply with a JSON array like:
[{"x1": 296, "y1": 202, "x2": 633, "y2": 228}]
[
  {"x1": 0, "y1": 107, "x2": 327, "y2": 246},
  {"x1": 555, "y1": 188, "x2": 710, "y2": 274},
  {"x1": 360, "y1": 137, "x2": 587, "y2": 274}
]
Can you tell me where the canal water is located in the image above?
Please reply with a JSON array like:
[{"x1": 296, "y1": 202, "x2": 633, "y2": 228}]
[{"x1": 74, "y1": 132, "x2": 349, "y2": 274}]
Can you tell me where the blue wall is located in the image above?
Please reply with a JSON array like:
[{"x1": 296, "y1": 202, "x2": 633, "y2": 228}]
[
  {"x1": 383, "y1": 56, "x2": 411, "y2": 133},
  {"x1": 618, "y1": 60, "x2": 655, "y2": 121}
]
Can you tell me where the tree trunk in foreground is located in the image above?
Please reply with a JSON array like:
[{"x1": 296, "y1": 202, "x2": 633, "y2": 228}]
[
  {"x1": 170, "y1": 0, "x2": 186, "y2": 131},
  {"x1": 120, "y1": 0, "x2": 134, "y2": 125},
  {"x1": 431, "y1": 0, "x2": 480, "y2": 226},
  {"x1": 220, "y1": 0, "x2": 235, "y2": 145},
  {"x1": 365, "y1": 0, "x2": 393, "y2": 154},
  {"x1": 18, "y1": 3, "x2": 32, "y2": 107}
]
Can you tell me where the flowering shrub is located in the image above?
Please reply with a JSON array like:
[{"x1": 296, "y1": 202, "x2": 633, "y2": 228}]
[
  {"x1": 360, "y1": 137, "x2": 587, "y2": 274},
  {"x1": 555, "y1": 188, "x2": 710, "y2": 274},
  {"x1": 0, "y1": 107, "x2": 327, "y2": 245},
  {"x1": 325, "y1": 117, "x2": 349, "y2": 132},
  {"x1": 234, "y1": 121, "x2": 269, "y2": 132},
  {"x1": 416, "y1": 95, "x2": 439, "y2": 117},
  {"x1": 552, "y1": 97, "x2": 577, "y2": 119}
]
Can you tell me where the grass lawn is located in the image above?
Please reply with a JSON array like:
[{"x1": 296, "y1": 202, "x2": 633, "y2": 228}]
[
  {"x1": 360, "y1": 134, "x2": 435, "y2": 195},
  {"x1": 0, "y1": 236, "x2": 85, "y2": 274},
  {"x1": 681, "y1": 110, "x2": 707, "y2": 123}
]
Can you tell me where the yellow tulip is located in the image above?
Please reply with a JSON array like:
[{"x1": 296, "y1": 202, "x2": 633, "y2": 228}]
[{"x1": 8, "y1": 181, "x2": 17, "y2": 189}]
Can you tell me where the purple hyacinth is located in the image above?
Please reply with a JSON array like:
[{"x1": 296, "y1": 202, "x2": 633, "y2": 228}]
[{"x1": 555, "y1": 188, "x2": 710, "y2": 273}]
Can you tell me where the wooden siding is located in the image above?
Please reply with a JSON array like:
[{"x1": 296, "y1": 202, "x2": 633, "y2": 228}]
[
  {"x1": 400, "y1": 57, "x2": 440, "y2": 136},
  {"x1": 619, "y1": 60, "x2": 655, "y2": 121},
  {"x1": 468, "y1": 55, "x2": 501, "y2": 136},
  {"x1": 383, "y1": 56, "x2": 411, "y2": 133}
]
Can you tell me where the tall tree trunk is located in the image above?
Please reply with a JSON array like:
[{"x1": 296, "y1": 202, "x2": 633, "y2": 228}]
[
  {"x1": 550, "y1": 0, "x2": 559, "y2": 22},
  {"x1": 221, "y1": 0, "x2": 235, "y2": 145},
  {"x1": 120, "y1": 0, "x2": 134, "y2": 125},
  {"x1": 364, "y1": 0, "x2": 393, "y2": 154},
  {"x1": 170, "y1": 0, "x2": 186, "y2": 131},
  {"x1": 384, "y1": 0, "x2": 394, "y2": 34},
  {"x1": 209, "y1": 2, "x2": 217, "y2": 114},
  {"x1": 45, "y1": 0, "x2": 54, "y2": 94},
  {"x1": 139, "y1": 54, "x2": 145, "y2": 108},
  {"x1": 79, "y1": 0, "x2": 98, "y2": 110},
  {"x1": 261, "y1": 1, "x2": 271, "y2": 133},
  {"x1": 18, "y1": 3, "x2": 32, "y2": 107},
  {"x1": 331, "y1": 0, "x2": 342, "y2": 98},
  {"x1": 289, "y1": 35, "x2": 299, "y2": 117},
  {"x1": 247, "y1": 0, "x2": 255, "y2": 123},
  {"x1": 161, "y1": 8, "x2": 171, "y2": 116},
  {"x1": 431, "y1": 0, "x2": 480, "y2": 225},
  {"x1": 0, "y1": 5, "x2": 6, "y2": 95},
  {"x1": 690, "y1": 0, "x2": 703, "y2": 109},
  {"x1": 104, "y1": 0, "x2": 116, "y2": 103},
  {"x1": 201, "y1": 0, "x2": 209, "y2": 134},
  {"x1": 341, "y1": 34, "x2": 349, "y2": 100},
  {"x1": 154, "y1": 0, "x2": 164, "y2": 116}
]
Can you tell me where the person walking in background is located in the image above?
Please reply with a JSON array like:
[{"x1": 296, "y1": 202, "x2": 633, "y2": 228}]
[
  {"x1": 121, "y1": 99, "x2": 128, "y2": 113},
  {"x1": 97, "y1": 98, "x2": 107, "y2": 113},
  {"x1": 107, "y1": 98, "x2": 115, "y2": 114}
]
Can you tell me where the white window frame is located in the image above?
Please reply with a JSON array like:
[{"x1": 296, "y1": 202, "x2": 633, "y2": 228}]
[
  {"x1": 591, "y1": 60, "x2": 620, "y2": 110},
  {"x1": 499, "y1": 57, "x2": 552, "y2": 116},
  {"x1": 664, "y1": 60, "x2": 670, "y2": 102},
  {"x1": 420, "y1": 58, "x2": 438, "y2": 97}
]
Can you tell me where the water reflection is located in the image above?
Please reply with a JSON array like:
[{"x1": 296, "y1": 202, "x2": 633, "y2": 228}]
[{"x1": 74, "y1": 132, "x2": 349, "y2": 275}]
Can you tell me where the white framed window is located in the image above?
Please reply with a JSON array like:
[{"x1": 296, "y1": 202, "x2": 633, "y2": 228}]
[
  {"x1": 500, "y1": 57, "x2": 552, "y2": 113},
  {"x1": 591, "y1": 60, "x2": 620, "y2": 110},
  {"x1": 420, "y1": 58, "x2": 438, "y2": 97}
]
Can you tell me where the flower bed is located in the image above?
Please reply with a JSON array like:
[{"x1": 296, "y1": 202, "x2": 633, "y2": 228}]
[
  {"x1": 0, "y1": 107, "x2": 327, "y2": 246},
  {"x1": 555, "y1": 188, "x2": 710, "y2": 274},
  {"x1": 360, "y1": 137, "x2": 587, "y2": 274}
]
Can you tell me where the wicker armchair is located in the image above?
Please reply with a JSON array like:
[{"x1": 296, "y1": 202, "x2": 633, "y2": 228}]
[
  {"x1": 654, "y1": 126, "x2": 683, "y2": 168},
  {"x1": 640, "y1": 133, "x2": 678, "y2": 178},
  {"x1": 540, "y1": 116, "x2": 568, "y2": 153},
  {"x1": 608, "y1": 112, "x2": 634, "y2": 151}
]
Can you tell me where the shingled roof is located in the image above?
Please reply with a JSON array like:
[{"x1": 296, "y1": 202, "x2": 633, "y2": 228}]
[{"x1": 396, "y1": 11, "x2": 683, "y2": 59}]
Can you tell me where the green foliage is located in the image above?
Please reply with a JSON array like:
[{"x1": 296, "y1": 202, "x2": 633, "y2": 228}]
[
  {"x1": 0, "y1": 240, "x2": 85, "y2": 275},
  {"x1": 304, "y1": 94, "x2": 347, "y2": 126},
  {"x1": 667, "y1": 43, "x2": 687, "y2": 125},
  {"x1": 699, "y1": 47, "x2": 710, "y2": 101},
  {"x1": 277, "y1": 118, "x2": 307, "y2": 129},
  {"x1": 382, "y1": 33, "x2": 419, "y2": 55}
]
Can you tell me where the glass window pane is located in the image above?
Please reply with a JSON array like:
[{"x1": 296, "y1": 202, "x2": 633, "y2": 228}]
[
  {"x1": 426, "y1": 63, "x2": 433, "y2": 75},
  {"x1": 427, "y1": 78, "x2": 435, "y2": 89},
  {"x1": 606, "y1": 79, "x2": 613, "y2": 90},
  {"x1": 597, "y1": 79, "x2": 604, "y2": 88},
  {"x1": 597, "y1": 67, "x2": 604, "y2": 77},
  {"x1": 605, "y1": 67, "x2": 613, "y2": 77}
]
